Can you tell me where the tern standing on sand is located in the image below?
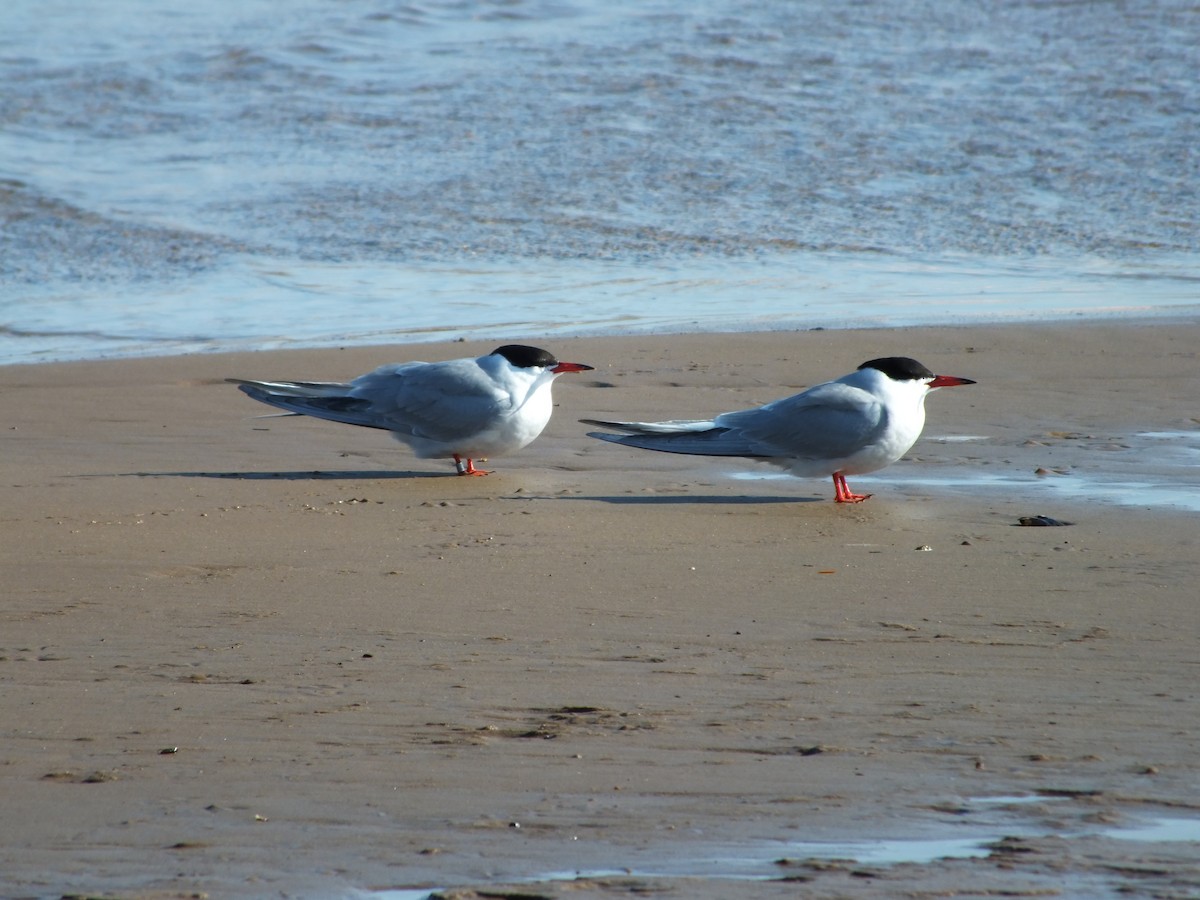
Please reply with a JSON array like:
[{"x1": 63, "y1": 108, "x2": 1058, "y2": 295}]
[
  {"x1": 584, "y1": 356, "x2": 974, "y2": 502},
  {"x1": 232, "y1": 344, "x2": 593, "y2": 475}
]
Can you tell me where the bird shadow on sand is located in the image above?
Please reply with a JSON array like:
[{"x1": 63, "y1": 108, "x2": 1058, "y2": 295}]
[
  {"x1": 555, "y1": 493, "x2": 817, "y2": 506},
  {"x1": 100, "y1": 469, "x2": 448, "y2": 481}
]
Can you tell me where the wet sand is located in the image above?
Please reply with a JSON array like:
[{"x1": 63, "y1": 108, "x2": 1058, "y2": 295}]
[{"x1": 2, "y1": 321, "x2": 1198, "y2": 899}]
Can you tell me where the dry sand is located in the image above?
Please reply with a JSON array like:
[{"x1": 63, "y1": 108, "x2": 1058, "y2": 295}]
[{"x1": 2, "y1": 321, "x2": 1198, "y2": 899}]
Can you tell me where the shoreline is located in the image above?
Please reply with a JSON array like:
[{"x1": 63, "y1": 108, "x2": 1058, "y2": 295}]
[
  {"x1": 6, "y1": 302, "x2": 1200, "y2": 368},
  {"x1": 2, "y1": 319, "x2": 1198, "y2": 898}
]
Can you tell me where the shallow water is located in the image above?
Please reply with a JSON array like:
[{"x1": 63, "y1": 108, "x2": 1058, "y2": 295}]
[
  {"x1": 730, "y1": 468, "x2": 1200, "y2": 513},
  {"x1": 727, "y1": 428, "x2": 1200, "y2": 512},
  {"x1": 363, "y1": 807, "x2": 1200, "y2": 899},
  {"x1": 3, "y1": 0, "x2": 1198, "y2": 363}
]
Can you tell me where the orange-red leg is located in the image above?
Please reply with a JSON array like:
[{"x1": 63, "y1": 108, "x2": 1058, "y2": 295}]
[
  {"x1": 832, "y1": 472, "x2": 871, "y2": 503},
  {"x1": 453, "y1": 454, "x2": 491, "y2": 476}
]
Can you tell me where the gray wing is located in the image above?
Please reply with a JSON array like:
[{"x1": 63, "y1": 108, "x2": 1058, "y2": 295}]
[
  {"x1": 581, "y1": 415, "x2": 762, "y2": 456},
  {"x1": 580, "y1": 417, "x2": 717, "y2": 434},
  {"x1": 228, "y1": 379, "x2": 390, "y2": 430},
  {"x1": 230, "y1": 358, "x2": 510, "y2": 440},
  {"x1": 586, "y1": 427, "x2": 773, "y2": 457},
  {"x1": 584, "y1": 381, "x2": 884, "y2": 460},
  {"x1": 716, "y1": 381, "x2": 885, "y2": 460},
  {"x1": 344, "y1": 359, "x2": 511, "y2": 441}
]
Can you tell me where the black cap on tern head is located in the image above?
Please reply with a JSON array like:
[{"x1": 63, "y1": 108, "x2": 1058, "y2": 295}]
[
  {"x1": 492, "y1": 344, "x2": 559, "y2": 369},
  {"x1": 857, "y1": 357, "x2": 935, "y2": 381}
]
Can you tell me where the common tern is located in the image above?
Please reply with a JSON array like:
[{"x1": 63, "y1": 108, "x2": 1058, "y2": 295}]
[
  {"x1": 583, "y1": 356, "x2": 974, "y2": 502},
  {"x1": 231, "y1": 344, "x2": 593, "y2": 475}
]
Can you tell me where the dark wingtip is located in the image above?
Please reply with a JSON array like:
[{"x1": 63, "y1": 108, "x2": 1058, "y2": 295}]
[{"x1": 585, "y1": 431, "x2": 626, "y2": 443}]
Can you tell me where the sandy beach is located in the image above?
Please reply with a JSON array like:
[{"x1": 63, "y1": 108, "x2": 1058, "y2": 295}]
[{"x1": 2, "y1": 320, "x2": 1198, "y2": 899}]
